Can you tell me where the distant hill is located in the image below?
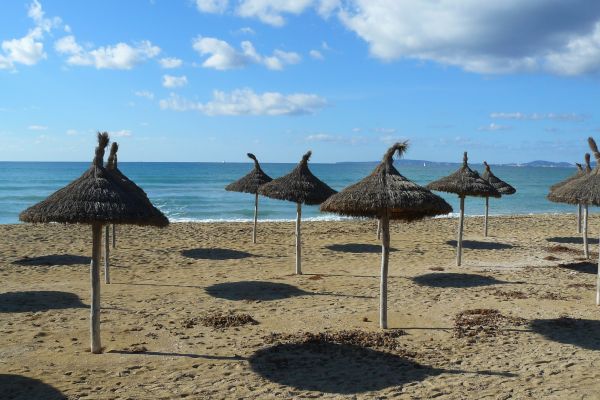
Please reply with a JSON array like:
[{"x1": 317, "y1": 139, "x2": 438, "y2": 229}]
[{"x1": 336, "y1": 159, "x2": 577, "y2": 168}]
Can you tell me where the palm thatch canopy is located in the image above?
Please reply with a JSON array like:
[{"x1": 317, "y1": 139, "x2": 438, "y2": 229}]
[
  {"x1": 549, "y1": 139, "x2": 600, "y2": 205},
  {"x1": 225, "y1": 153, "x2": 272, "y2": 194},
  {"x1": 320, "y1": 142, "x2": 452, "y2": 220},
  {"x1": 482, "y1": 162, "x2": 516, "y2": 195},
  {"x1": 549, "y1": 160, "x2": 585, "y2": 193},
  {"x1": 258, "y1": 151, "x2": 336, "y2": 205},
  {"x1": 20, "y1": 133, "x2": 168, "y2": 227},
  {"x1": 105, "y1": 142, "x2": 168, "y2": 226},
  {"x1": 426, "y1": 152, "x2": 500, "y2": 198}
]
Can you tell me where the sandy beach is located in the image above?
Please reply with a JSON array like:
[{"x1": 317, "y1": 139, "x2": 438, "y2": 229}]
[{"x1": 1, "y1": 214, "x2": 600, "y2": 399}]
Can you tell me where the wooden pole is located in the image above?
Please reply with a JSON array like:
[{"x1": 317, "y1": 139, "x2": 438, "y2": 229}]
[
  {"x1": 584, "y1": 205, "x2": 589, "y2": 259},
  {"x1": 457, "y1": 196, "x2": 465, "y2": 266},
  {"x1": 91, "y1": 223, "x2": 102, "y2": 354},
  {"x1": 253, "y1": 193, "x2": 258, "y2": 244},
  {"x1": 379, "y1": 212, "x2": 390, "y2": 329},
  {"x1": 577, "y1": 204, "x2": 582, "y2": 234},
  {"x1": 484, "y1": 196, "x2": 489, "y2": 237},
  {"x1": 104, "y1": 225, "x2": 110, "y2": 284},
  {"x1": 295, "y1": 202, "x2": 302, "y2": 275},
  {"x1": 377, "y1": 219, "x2": 381, "y2": 240},
  {"x1": 112, "y1": 224, "x2": 116, "y2": 248},
  {"x1": 597, "y1": 229, "x2": 600, "y2": 305}
]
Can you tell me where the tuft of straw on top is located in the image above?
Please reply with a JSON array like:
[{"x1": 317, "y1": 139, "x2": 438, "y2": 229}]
[{"x1": 226, "y1": 153, "x2": 273, "y2": 194}]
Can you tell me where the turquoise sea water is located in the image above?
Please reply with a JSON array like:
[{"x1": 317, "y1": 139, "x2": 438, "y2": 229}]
[{"x1": 0, "y1": 161, "x2": 583, "y2": 224}]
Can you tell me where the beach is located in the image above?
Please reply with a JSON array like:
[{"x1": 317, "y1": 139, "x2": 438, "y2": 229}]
[{"x1": 1, "y1": 214, "x2": 599, "y2": 399}]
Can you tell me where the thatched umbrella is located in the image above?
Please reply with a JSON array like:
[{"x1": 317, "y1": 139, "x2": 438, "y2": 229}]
[
  {"x1": 481, "y1": 161, "x2": 516, "y2": 237},
  {"x1": 549, "y1": 160, "x2": 586, "y2": 234},
  {"x1": 258, "y1": 151, "x2": 336, "y2": 274},
  {"x1": 548, "y1": 151, "x2": 593, "y2": 259},
  {"x1": 321, "y1": 142, "x2": 452, "y2": 329},
  {"x1": 225, "y1": 153, "x2": 273, "y2": 244},
  {"x1": 547, "y1": 138, "x2": 600, "y2": 304},
  {"x1": 20, "y1": 133, "x2": 168, "y2": 353},
  {"x1": 102, "y1": 142, "x2": 167, "y2": 283},
  {"x1": 426, "y1": 152, "x2": 500, "y2": 266}
]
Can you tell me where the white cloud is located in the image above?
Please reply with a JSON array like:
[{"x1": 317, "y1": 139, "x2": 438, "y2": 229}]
[
  {"x1": 0, "y1": 1, "x2": 61, "y2": 70},
  {"x1": 195, "y1": 0, "x2": 228, "y2": 13},
  {"x1": 159, "y1": 88, "x2": 327, "y2": 116},
  {"x1": 192, "y1": 36, "x2": 300, "y2": 70},
  {"x1": 309, "y1": 50, "x2": 324, "y2": 60},
  {"x1": 237, "y1": 27, "x2": 255, "y2": 35},
  {"x1": 111, "y1": 129, "x2": 132, "y2": 137},
  {"x1": 134, "y1": 90, "x2": 154, "y2": 99},
  {"x1": 490, "y1": 112, "x2": 587, "y2": 121},
  {"x1": 162, "y1": 74, "x2": 188, "y2": 88},
  {"x1": 305, "y1": 133, "x2": 368, "y2": 145},
  {"x1": 372, "y1": 127, "x2": 397, "y2": 134},
  {"x1": 55, "y1": 35, "x2": 160, "y2": 69},
  {"x1": 66, "y1": 129, "x2": 78, "y2": 136},
  {"x1": 336, "y1": 0, "x2": 600, "y2": 75},
  {"x1": 159, "y1": 57, "x2": 183, "y2": 69},
  {"x1": 28, "y1": 124, "x2": 48, "y2": 131},
  {"x1": 478, "y1": 123, "x2": 511, "y2": 132}
]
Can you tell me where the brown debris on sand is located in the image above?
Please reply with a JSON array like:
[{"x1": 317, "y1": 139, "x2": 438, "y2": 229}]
[
  {"x1": 567, "y1": 282, "x2": 595, "y2": 289},
  {"x1": 184, "y1": 312, "x2": 259, "y2": 329},
  {"x1": 454, "y1": 309, "x2": 525, "y2": 339},
  {"x1": 488, "y1": 289, "x2": 528, "y2": 300},
  {"x1": 546, "y1": 245, "x2": 580, "y2": 254},
  {"x1": 264, "y1": 330, "x2": 410, "y2": 353}
]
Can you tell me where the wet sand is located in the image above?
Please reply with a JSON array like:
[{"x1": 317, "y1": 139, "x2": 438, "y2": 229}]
[{"x1": 1, "y1": 214, "x2": 600, "y2": 399}]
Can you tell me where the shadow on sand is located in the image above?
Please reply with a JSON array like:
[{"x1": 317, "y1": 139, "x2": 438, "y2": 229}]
[
  {"x1": 446, "y1": 240, "x2": 514, "y2": 250},
  {"x1": 249, "y1": 342, "x2": 515, "y2": 394},
  {"x1": 181, "y1": 248, "x2": 255, "y2": 260},
  {"x1": 0, "y1": 291, "x2": 86, "y2": 313},
  {"x1": 547, "y1": 236, "x2": 600, "y2": 245},
  {"x1": 529, "y1": 318, "x2": 600, "y2": 351},
  {"x1": 325, "y1": 243, "x2": 396, "y2": 254},
  {"x1": 205, "y1": 281, "x2": 373, "y2": 301},
  {"x1": 12, "y1": 254, "x2": 90, "y2": 266},
  {"x1": 412, "y1": 273, "x2": 505, "y2": 288},
  {"x1": 0, "y1": 374, "x2": 67, "y2": 400},
  {"x1": 557, "y1": 262, "x2": 597, "y2": 275}
]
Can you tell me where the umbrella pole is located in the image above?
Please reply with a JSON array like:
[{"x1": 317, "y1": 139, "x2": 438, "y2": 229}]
[
  {"x1": 112, "y1": 224, "x2": 116, "y2": 248},
  {"x1": 377, "y1": 218, "x2": 381, "y2": 240},
  {"x1": 91, "y1": 223, "x2": 102, "y2": 354},
  {"x1": 577, "y1": 204, "x2": 582, "y2": 234},
  {"x1": 584, "y1": 205, "x2": 589, "y2": 259},
  {"x1": 104, "y1": 225, "x2": 110, "y2": 284},
  {"x1": 253, "y1": 193, "x2": 258, "y2": 244},
  {"x1": 597, "y1": 229, "x2": 600, "y2": 305},
  {"x1": 457, "y1": 196, "x2": 465, "y2": 266},
  {"x1": 484, "y1": 197, "x2": 489, "y2": 237},
  {"x1": 296, "y1": 202, "x2": 302, "y2": 275},
  {"x1": 379, "y1": 212, "x2": 390, "y2": 329}
]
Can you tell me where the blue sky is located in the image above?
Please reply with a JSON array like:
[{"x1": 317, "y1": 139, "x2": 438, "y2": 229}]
[{"x1": 1, "y1": 0, "x2": 600, "y2": 163}]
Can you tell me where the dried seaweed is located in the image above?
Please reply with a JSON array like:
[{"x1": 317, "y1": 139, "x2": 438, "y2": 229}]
[
  {"x1": 453, "y1": 309, "x2": 525, "y2": 339},
  {"x1": 184, "y1": 312, "x2": 258, "y2": 329}
]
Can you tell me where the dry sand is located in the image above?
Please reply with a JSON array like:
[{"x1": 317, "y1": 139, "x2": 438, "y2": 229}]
[{"x1": 1, "y1": 214, "x2": 600, "y2": 399}]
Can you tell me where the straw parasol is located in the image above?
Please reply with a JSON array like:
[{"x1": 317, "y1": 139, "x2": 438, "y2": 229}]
[
  {"x1": 20, "y1": 132, "x2": 168, "y2": 354},
  {"x1": 426, "y1": 152, "x2": 500, "y2": 266},
  {"x1": 102, "y1": 142, "x2": 168, "y2": 283},
  {"x1": 225, "y1": 153, "x2": 273, "y2": 244},
  {"x1": 548, "y1": 151, "x2": 593, "y2": 259},
  {"x1": 547, "y1": 138, "x2": 600, "y2": 304},
  {"x1": 481, "y1": 161, "x2": 516, "y2": 237},
  {"x1": 549, "y1": 160, "x2": 586, "y2": 234},
  {"x1": 321, "y1": 142, "x2": 452, "y2": 328},
  {"x1": 258, "y1": 151, "x2": 336, "y2": 274}
]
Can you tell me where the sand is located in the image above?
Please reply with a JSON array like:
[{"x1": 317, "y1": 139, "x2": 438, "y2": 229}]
[{"x1": 1, "y1": 214, "x2": 600, "y2": 399}]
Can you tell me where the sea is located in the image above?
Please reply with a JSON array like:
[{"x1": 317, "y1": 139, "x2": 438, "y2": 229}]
[{"x1": 0, "y1": 161, "x2": 583, "y2": 225}]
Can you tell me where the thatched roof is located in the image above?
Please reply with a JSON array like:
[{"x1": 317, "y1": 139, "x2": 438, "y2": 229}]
[
  {"x1": 548, "y1": 138, "x2": 600, "y2": 205},
  {"x1": 20, "y1": 133, "x2": 169, "y2": 226},
  {"x1": 105, "y1": 142, "x2": 169, "y2": 226},
  {"x1": 549, "y1": 157, "x2": 586, "y2": 193},
  {"x1": 481, "y1": 162, "x2": 516, "y2": 195},
  {"x1": 426, "y1": 152, "x2": 500, "y2": 198},
  {"x1": 258, "y1": 151, "x2": 336, "y2": 205},
  {"x1": 320, "y1": 142, "x2": 452, "y2": 221},
  {"x1": 225, "y1": 153, "x2": 272, "y2": 194}
]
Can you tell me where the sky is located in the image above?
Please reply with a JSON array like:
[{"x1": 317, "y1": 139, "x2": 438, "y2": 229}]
[{"x1": 1, "y1": 0, "x2": 600, "y2": 163}]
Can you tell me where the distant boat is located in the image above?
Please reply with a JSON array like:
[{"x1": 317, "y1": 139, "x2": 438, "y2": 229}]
[{"x1": 423, "y1": 163, "x2": 426, "y2": 167}]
